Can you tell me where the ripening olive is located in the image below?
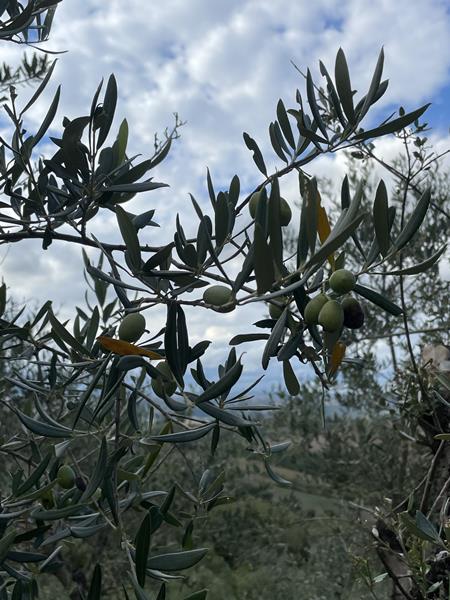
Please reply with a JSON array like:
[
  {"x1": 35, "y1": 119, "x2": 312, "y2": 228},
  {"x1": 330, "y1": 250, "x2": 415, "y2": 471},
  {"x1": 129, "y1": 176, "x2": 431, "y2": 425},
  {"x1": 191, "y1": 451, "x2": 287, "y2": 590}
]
[{"x1": 342, "y1": 296, "x2": 365, "y2": 329}]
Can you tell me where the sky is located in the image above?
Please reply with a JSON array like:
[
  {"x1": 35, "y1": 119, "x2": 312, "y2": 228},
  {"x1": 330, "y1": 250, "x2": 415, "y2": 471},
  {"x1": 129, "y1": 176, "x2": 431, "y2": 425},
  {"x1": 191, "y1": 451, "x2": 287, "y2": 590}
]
[{"x1": 0, "y1": 0, "x2": 449, "y2": 393}]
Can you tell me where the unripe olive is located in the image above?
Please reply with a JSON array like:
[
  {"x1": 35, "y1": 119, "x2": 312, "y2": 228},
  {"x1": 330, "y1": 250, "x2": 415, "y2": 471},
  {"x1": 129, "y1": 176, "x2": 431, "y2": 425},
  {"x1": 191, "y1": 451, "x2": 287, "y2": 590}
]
[
  {"x1": 249, "y1": 192, "x2": 292, "y2": 226},
  {"x1": 249, "y1": 192, "x2": 263, "y2": 218},
  {"x1": 118, "y1": 313, "x2": 146, "y2": 343},
  {"x1": 152, "y1": 361, "x2": 177, "y2": 399},
  {"x1": 329, "y1": 269, "x2": 356, "y2": 295},
  {"x1": 342, "y1": 297, "x2": 365, "y2": 329},
  {"x1": 56, "y1": 465, "x2": 76, "y2": 490},
  {"x1": 203, "y1": 285, "x2": 233, "y2": 307},
  {"x1": 268, "y1": 296, "x2": 290, "y2": 319},
  {"x1": 40, "y1": 489, "x2": 55, "y2": 509},
  {"x1": 318, "y1": 300, "x2": 344, "y2": 333},
  {"x1": 304, "y1": 293, "x2": 329, "y2": 325}
]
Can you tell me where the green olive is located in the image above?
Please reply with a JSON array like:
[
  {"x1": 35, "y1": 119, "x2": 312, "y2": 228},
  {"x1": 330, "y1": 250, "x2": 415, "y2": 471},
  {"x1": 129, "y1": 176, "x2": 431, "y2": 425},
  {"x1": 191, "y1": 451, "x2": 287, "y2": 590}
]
[
  {"x1": 268, "y1": 296, "x2": 290, "y2": 319},
  {"x1": 304, "y1": 294, "x2": 329, "y2": 325},
  {"x1": 318, "y1": 300, "x2": 344, "y2": 333},
  {"x1": 203, "y1": 285, "x2": 233, "y2": 307},
  {"x1": 40, "y1": 489, "x2": 55, "y2": 509},
  {"x1": 118, "y1": 313, "x2": 146, "y2": 343},
  {"x1": 329, "y1": 269, "x2": 356, "y2": 295},
  {"x1": 249, "y1": 192, "x2": 292, "y2": 226},
  {"x1": 56, "y1": 465, "x2": 76, "y2": 490},
  {"x1": 152, "y1": 361, "x2": 177, "y2": 399}
]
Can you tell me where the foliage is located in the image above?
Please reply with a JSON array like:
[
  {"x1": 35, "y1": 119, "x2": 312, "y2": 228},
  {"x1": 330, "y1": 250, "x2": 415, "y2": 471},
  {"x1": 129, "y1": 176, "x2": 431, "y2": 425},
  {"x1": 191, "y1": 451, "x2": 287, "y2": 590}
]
[{"x1": 0, "y1": 5, "x2": 448, "y2": 600}]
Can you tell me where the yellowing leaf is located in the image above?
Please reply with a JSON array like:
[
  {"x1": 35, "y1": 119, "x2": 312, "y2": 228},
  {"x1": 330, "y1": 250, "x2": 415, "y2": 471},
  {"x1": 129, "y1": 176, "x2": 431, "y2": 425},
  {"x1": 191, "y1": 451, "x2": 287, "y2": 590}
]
[
  {"x1": 329, "y1": 341, "x2": 346, "y2": 378},
  {"x1": 97, "y1": 336, "x2": 162, "y2": 360},
  {"x1": 317, "y1": 197, "x2": 335, "y2": 268}
]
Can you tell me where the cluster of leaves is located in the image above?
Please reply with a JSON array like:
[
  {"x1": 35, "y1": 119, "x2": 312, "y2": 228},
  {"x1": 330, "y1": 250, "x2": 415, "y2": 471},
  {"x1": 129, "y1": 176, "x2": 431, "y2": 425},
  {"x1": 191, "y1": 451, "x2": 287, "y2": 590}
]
[
  {"x1": 0, "y1": 8, "x2": 447, "y2": 598},
  {"x1": 0, "y1": 1, "x2": 60, "y2": 45}
]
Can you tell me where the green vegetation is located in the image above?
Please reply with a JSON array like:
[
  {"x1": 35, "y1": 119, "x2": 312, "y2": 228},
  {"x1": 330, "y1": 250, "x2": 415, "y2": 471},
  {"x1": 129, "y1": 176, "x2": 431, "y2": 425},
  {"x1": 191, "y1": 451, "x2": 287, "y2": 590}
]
[{"x1": 0, "y1": 4, "x2": 448, "y2": 599}]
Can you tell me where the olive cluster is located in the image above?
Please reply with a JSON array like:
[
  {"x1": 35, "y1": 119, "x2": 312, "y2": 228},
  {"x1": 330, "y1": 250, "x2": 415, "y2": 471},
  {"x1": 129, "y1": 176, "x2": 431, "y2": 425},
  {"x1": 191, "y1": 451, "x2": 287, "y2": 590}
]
[{"x1": 304, "y1": 269, "x2": 364, "y2": 333}]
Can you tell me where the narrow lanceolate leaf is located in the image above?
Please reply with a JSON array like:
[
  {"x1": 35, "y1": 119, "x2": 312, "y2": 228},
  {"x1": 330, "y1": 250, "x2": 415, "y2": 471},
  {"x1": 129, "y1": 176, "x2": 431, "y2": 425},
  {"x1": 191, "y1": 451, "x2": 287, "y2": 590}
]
[
  {"x1": 328, "y1": 341, "x2": 346, "y2": 378},
  {"x1": 20, "y1": 59, "x2": 58, "y2": 116},
  {"x1": 276, "y1": 99, "x2": 295, "y2": 149},
  {"x1": 335, "y1": 48, "x2": 355, "y2": 124},
  {"x1": 243, "y1": 132, "x2": 267, "y2": 176},
  {"x1": 81, "y1": 437, "x2": 107, "y2": 502},
  {"x1": 176, "y1": 305, "x2": 189, "y2": 376},
  {"x1": 393, "y1": 188, "x2": 431, "y2": 251},
  {"x1": 262, "y1": 308, "x2": 287, "y2": 370},
  {"x1": 268, "y1": 179, "x2": 283, "y2": 272},
  {"x1": 195, "y1": 359, "x2": 243, "y2": 404},
  {"x1": 32, "y1": 85, "x2": 61, "y2": 147},
  {"x1": 387, "y1": 244, "x2": 447, "y2": 276},
  {"x1": 353, "y1": 284, "x2": 402, "y2": 316},
  {"x1": 264, "y1": 459, "x2": 292, "y2": 487},
  {"x1": 135, "y1": 514, "x2": 151, "y2": 587},
  {"x1": 14, "y1": 410, "x2": 72, "y2": 439},
  {"x1": 147, "y1": 548, "x2": 208, "y2": 571},
  {"x1": 319, "y1": 60, "x2": 347, "y2": 127},
  {"x1": 206, "y1": 167, "x2": 216, "y2": 208},
  {"x1": 414, "y1": 511, "x2": 443, "y2": 545},
  {"x1": 229, "y1": 333, "x2": 270, "y2": 345},
  {"x1": 115, "y1": 205, "x2": 141, "y2": 270},
  {"x1": 97, "y1": 73, "x2": 118, "y2": 148},
  {"x1": 0, "y1": 529, "x2": 17, "y2": 562},
  {"x1": 233, "y1": 244, "x2": 254, "y2": 293},
  {"x1": 199, "y1": 402, "x2": 249, "y2": 428},
  {"x1": 48, "y1": 310, "x2": 88, "y2": 357},
  {"x1": 106, "y1": 180, "x2": 168, "y2": 193},
  {"x1": 297, "y1": 184, "x2": 309, "y2": 267},
  {"x1": 302, "y1": 213, "x2": 366, "y2": 272},
  {"x1": 306, "y1": 178, "x2": 319, "y2": 254},
  {"x1": 373, "y1": 180, "x2": 390, "y2": 257},
  {"x1": 306, "y1": 69, "x2": 328, "y2": 140},
  {"x1": 228, "y1": 174, "x2": 240, "y2": 205},
  {"x1": 354, "y1": 104, "x2": 430, "y2": 141},
  {"x1": 269, "y1": 122, "x2": 288, "y2": 162},
  {"x1": 144, "y1": 244, "x2": 173, "y2": 271},
  {"x1": 317, "y1": 204, "x2": 334, "y2": 268},
  {"x1": 97, "y1": 336, "x2": 162, "y2": 359},
  {"x1": 254, "y1": 223, "x2": 275, "y2": 294},
  {"x1": 128, "y1": 572, "x2": 152, "y2": 600},
  {"x1": 283, "y1": 360, "x2": 299, "y2": 396},
  {"x1": 145, "y1": 423, "x2": 215, "y2": 444},
  {"x1": 87, "y1": 564, "x2": 102, "y2": 600},
  {"x1": 30, "y1": 505, "x2": 87, "y2": 521},
  {"x1": 340, "y1": 175, "x2": 351, "y2": 210},
  {"x1": 114, "y1": 118, "x2": 129, "y2": 165},
  {"x1": 357, "y1": 47, "x2": 384, "y2": 121},
  {"x1": 15, "y1": 452, "x2": 51, "y2": 496},
  {"x1": 215, "y1": 192, "x2": 229, "y2": 246},
  {"x1": 164, "y1": 302, "x2": 183, "y2": 387}
]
